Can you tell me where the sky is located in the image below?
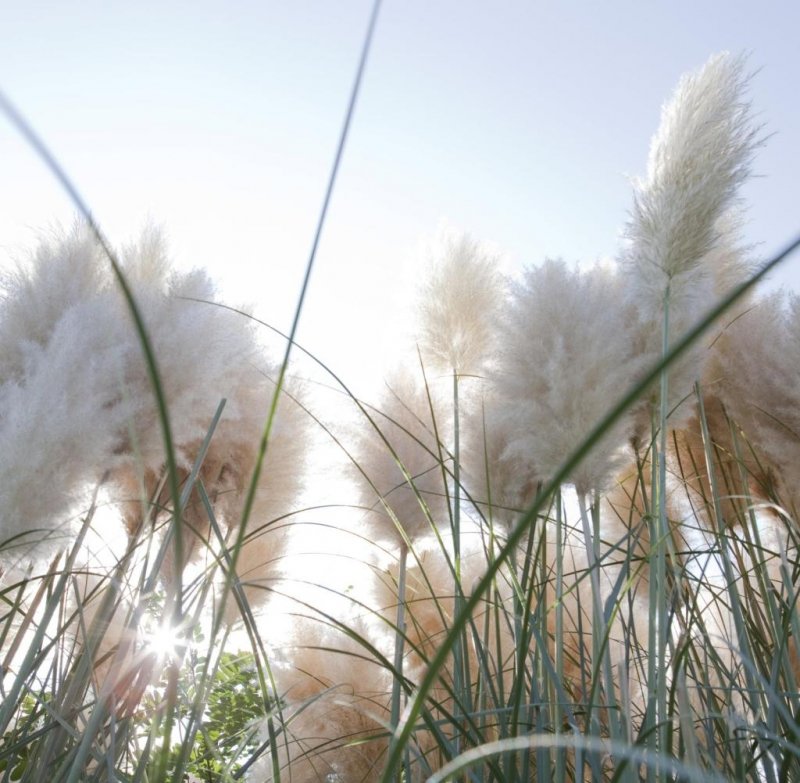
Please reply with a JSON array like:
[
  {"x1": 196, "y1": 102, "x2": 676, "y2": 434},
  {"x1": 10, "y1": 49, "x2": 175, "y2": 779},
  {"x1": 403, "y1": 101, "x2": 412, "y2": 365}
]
[{"x1": 1, "y1": 1, "x2": 799, "y2": 398}]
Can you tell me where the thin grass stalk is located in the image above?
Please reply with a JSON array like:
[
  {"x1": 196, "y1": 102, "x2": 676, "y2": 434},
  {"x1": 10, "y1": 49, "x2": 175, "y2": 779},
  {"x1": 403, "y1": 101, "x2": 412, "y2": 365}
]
[
  {"x1": 32, "y1": 572, "x2": 127, "y2": 776},
  {"x1": 535, "y1": 515, "x2": 549, "y2": 783},
  {"x1": 694, "y1": 388, "x2": 769, "y2": 754},
  {"x1": 139, "y1": 400, "x2": 228, "y2": 599},
  {"x1": 467, "y1": 497, "x2": 512, "y2": 773},
  {"x1": 775, "y1": 556, "x2": 800, "y2": 780},
  {"x1": 388, "y1": 542, "x2": 408, "y2": 764},
  {"x1": 0, "y1": 557, "x2": 57, "y2": 675},
  {"x1": 51, "y1": 565, "x2": 144, "y2": 779},
  {"x1": 576, "y1": 490, "x2": 607, "y2": 774},
  {"x1": 653, "y1": 283, "x2": 671, "y2": 779},
  {"x1": 509, "y1": 515, "x2": 546, "y2": 781},
  {"x1": 449, "y1": 368, "x2": 470, "y2": 763},
  {"x1": 554, "y1": 491, "x2": 566, "y2": 783},
  {"x1": 697, "y1": 414, "x2": 780, "y2": 782},
  {"x1": 725, "y1": 419, "x2": 785, "y2": 645},
  {"x1": 590, "y1": 500, "x2": 628, "y2": 769},
  {"x1": 197, "y1": 482, "x2": 287, "y2": 783},
  {"x1": 728, "y1": 421, "x2": 800, "y2": 760},
  {"x1": 428, "y1": 732, "x2": 730, "y2": 783},
  {"x1": 228, "y1": 0, "x2": 383, "y2": 582},
  {"x1": 507, "y1": 540, "x2": 524, "y2": 783}
]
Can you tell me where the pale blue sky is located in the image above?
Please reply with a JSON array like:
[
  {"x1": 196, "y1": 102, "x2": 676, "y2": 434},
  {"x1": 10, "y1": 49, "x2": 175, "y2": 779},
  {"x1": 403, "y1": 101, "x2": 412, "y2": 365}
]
[{"x1": 1, "y1": 1, "x2": 798, "y2": 391}]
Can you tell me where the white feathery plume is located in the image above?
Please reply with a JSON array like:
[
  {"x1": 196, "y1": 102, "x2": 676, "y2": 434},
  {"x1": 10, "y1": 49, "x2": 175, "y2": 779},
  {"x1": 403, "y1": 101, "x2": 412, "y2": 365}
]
[
  {"x1": 704, "y1": 209, "x2": 756, "y2": 305},
  {"x1": 715, "y1": 291, "x2": 800, "y2": 511},
  {"x1": 493, "y1": 259, "x2": 641, "y2": 496},
  {"x1": 352, "y1": 367, "x2": 448, "y2": 547},
  {"x1": 0, "y1": 293, "x2": 132, "y2": 557},
  {"x1": 418, "y1": 230, "x2": 502, "y2": 376},
  {"x1": 624, "y1": 53, "x2": 758, "y2": 297},
  {"x1": 0, "y1": 223, "x2": 310, "y2": 587},
  {"x1": 621, "y1": 52, "x2": 761, "y2": 427},
  {"x1": 0, "y1": 224, "x2": 108, "y2": 385},
  {"x1": 462, "y1": 388, "x2": 540, "y2": 530}
]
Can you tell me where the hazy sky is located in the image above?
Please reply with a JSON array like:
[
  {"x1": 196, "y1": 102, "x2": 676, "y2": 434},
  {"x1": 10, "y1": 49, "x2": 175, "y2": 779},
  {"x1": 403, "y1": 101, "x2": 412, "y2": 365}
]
[{"x1": 1, "y1": 1, "x2": 798, "y2": 394}]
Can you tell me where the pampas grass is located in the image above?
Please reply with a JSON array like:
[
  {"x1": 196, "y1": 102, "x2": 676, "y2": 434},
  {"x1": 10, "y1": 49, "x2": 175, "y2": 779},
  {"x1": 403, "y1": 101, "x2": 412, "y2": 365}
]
[
  {"x1": 491, "y1": 259, "x2": 641, "y2": 497},
  {"x1": 418, "y1": 230, "x2": 502, "y2": 377},
  {"x1": 352, "y1": 367, "x2": 448, "y2": 548},
  {"x1": 622, "y1": 52, "x2": 762, "y2": 432},
  {"x1": 2, "y1": 45, "x2": 800, "y2": 783},
  {"x1": 0, "y1": 224, "x2": 310, "y2": 592}
]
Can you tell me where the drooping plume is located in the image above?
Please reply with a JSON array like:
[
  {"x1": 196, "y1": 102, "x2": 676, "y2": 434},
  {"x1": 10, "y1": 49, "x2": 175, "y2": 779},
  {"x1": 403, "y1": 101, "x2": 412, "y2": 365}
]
[
  {"x1": 714, "y1": 291, "x2": 800, "y2": 513},
  {"x1": 352, "y1": 368, "x2": 448, "y2": 547},
  {"x1": 0, "y1": 223, "x2": 309, "y2": 591}
]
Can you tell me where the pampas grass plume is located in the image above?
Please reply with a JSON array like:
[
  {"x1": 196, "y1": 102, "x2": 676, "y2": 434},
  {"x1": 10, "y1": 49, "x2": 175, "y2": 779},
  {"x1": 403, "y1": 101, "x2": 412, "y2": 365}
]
[
  {"x1": 252, "y1": 619, "x2": 391, "y2": 783},
  {"x1": 0, "y1": 223, "x2": 310, "y2": 585},
  {"x1": 418, "y1": 230, "x2": 502, "y2": 375},
  {"x1": 353, "y1": 368, "x2": 447, "y2": 547},
  {"x1": 622, "y1": 52, "x2": 761, "y2": 427},
  {"x1": 715, "y1": 291, "x2": 800, "y2": 511},
  {"x1": 493, "y1": 259, "x2": 640, "y2": 495},
  {"x1": 624, "y1": 52, "x2": 759, "y2": 297}
]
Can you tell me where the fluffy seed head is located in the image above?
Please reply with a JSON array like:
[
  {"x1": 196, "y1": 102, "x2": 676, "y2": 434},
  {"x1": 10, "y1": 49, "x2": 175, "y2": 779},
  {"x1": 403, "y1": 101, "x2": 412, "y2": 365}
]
[
  {"x1": 621, "y1": 52, "x2": 762, "y2": 430},
  {"x1": 623, "y1": 52, "x2": 759, "y2": 296},
  {"x1": 0, "y1": 222, "x2": 310, "y2": 577},
  {"x1": 493, "y1": 259, "x2": 640, "y2": 495},
  {"x1": 418, "y1": 230, "x2": 502, "y2": 375},
  {"x1": 352, "y1": 368, "x2": 448, "y2": 547}
]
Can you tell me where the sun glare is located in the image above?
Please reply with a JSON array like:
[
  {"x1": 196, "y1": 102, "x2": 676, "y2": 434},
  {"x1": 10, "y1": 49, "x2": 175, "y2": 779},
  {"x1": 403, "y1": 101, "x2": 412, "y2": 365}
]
[{"x1": 142, "y1": 617, "x2": 187, "y2": 662}]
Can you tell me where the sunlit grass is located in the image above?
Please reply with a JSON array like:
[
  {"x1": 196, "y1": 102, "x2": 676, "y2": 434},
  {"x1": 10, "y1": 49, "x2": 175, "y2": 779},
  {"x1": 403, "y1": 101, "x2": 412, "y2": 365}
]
[{"x1": 1, "y1": 10, "x2": 800, "y2": 782}]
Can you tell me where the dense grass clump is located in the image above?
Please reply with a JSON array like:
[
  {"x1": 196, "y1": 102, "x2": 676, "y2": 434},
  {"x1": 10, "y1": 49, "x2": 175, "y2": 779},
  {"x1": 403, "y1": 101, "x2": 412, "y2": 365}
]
[{"x1": 1, "y1": 46, "x2": 800, "y2": 783}]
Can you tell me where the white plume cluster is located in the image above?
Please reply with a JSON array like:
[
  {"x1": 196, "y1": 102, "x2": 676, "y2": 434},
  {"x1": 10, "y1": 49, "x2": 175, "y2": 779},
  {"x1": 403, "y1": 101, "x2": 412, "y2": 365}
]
[
  {"x1": 0, "y1": 223, "x2": 309, "y2": 611},
  {"x1": 714, "y1": 291, "x2": 800, "y2": 512},
  {"x1": 465, "y1": 52, "x2": 761, "y2": 503}
]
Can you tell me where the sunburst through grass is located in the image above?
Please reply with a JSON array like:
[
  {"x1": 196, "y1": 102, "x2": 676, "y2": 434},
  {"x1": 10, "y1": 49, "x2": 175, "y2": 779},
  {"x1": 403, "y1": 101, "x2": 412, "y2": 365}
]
[{"x1": 1, "y1": 33, "x2": 800, "y2": 783}]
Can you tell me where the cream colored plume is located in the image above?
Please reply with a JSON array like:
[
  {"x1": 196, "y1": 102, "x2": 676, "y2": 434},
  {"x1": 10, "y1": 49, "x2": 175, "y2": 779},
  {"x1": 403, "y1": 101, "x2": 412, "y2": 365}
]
[
  {"x1": 352, "y1": 367, "x2": 448, "y2": 547},
  {"x1": 621, "y1": 52, "x2": 761, "y2": 428},
  {"x1": 418, "y1": 230, "x2": 502, "y2": 376},
  {"x1": 492, "y1": 259, "x2": 641, "y2": 496},
  {"x1": 0, "y1": 223, "x2": 310, "y2": 600}
]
